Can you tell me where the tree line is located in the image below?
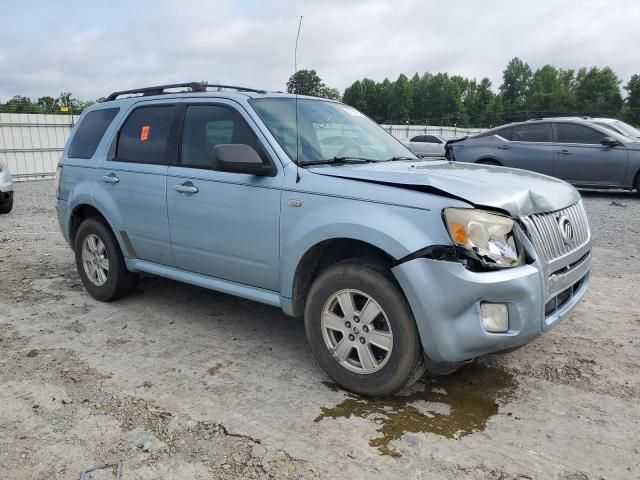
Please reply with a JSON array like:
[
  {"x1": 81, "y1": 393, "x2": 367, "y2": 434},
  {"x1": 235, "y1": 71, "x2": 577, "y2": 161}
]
[
  {"x1": 0, "y1": 92, "x2": 96, "y2": 115},
  {"x1": 3, "y1": 57, "x2": 640, "y2": 129},
  {"x1": 341, "y1": 57, "x2": 640, "y2": 127}
]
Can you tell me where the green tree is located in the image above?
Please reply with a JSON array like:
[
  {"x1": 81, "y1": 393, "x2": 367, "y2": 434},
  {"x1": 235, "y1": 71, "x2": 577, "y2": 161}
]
[
  {"x1": 37, "y1": 96, "x2": 58, "y2": 113},
  {"x1": 624, "y1": 74, "x2": 640, "y2": 125},
  {"x1": 319, "y1": 86, "x2": 341, "y2": 101},
  {"x1": 387, "y1": 74, "x2": 413, "y2": 122},
  {"x1": 526, "y1": 65, "x2": 576, "y2": 117},
  {"x1": 0, "y1": 96, "x2": 43, "y2": 113},
  {"x1": 286, "y1": 69, "x2": 322, "y2": 96},
  {"x1": 500, "y1": 57, "x2": 532, "y2": 121},
  {"x1": 574, "y1": 67, "x2": 622, "y2": 117}
]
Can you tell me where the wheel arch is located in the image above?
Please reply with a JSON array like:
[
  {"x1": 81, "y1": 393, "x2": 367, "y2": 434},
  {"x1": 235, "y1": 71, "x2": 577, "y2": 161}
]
[
  {"x1": 476, "y1": 158, "x2": 502, "y2": 166},
  {"x1": 68, "y1": 203, "x2": 123, "y2": 253},
  {"x1": 288, "y1": 237, "x2": 396, "y2": 318}
]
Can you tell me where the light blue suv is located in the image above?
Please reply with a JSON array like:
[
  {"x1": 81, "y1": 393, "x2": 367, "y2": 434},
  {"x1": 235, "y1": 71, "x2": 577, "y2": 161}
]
[{"x1": 56, "y1": 83, "x2": 591, "y2": 396}]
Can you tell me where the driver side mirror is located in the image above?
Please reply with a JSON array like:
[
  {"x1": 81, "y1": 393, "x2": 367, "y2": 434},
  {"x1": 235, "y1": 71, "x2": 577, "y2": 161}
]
[
  {"x1": 600, "y1": 136, "x2": 620, "y2": 147},
  {"x1": 212, "y1": 144, "x2": 275, "y2": 176}
]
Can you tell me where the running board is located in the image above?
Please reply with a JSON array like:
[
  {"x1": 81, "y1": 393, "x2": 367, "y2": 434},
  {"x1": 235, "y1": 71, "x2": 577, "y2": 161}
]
[{"x1": 125, "y1": 259, "x2": 282, "y2": 308}]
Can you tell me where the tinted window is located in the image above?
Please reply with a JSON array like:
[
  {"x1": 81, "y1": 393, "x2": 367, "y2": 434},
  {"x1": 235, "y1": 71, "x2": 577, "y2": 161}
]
[
  {"x1": 412, "y1": 135, "x2": 441, "y2": 143},
  {"x1": 511, "y1": 123, "x2": 551, "y2": 142},
  {"x1": 180, "y1": 105, "x2": 267, "y2": 169},
  {"x1": 494, "y1": 127, "x2": 512, "y2": 140},
  {"x1": 68, "y1": 108, "x2": 119, "y2": 159},
  {"x1": 555, "y1": 123, "x2": 605, "y2": 144},
  {"x1": 116, "y1": 106, "x2": 173, "y2": 164}
]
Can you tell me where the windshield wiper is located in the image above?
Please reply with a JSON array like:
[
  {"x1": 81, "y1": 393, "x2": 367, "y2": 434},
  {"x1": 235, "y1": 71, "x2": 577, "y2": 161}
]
[
  {"x1": 299, "y1": 156, "x2": 378, "y2": 166},
  {"x1": 386, "y1": 156, "x2": 416, "y2": 161}
]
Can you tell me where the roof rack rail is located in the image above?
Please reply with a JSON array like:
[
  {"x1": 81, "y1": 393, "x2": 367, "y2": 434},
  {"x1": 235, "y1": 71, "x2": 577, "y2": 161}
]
[
  {"x1": 105, "y1": 82, "x2": 205, "y2": 101},
  {"x1": 202, "y1": 84, "x2": 268, "y2": 94},
  {"x1": 105, "y1": 82, "x2": 268, "y2": 101}
]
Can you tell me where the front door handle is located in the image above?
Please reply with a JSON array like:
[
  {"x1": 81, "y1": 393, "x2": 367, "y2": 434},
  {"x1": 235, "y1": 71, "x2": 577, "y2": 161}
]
[
  {"x1": 101, "y1": 174, "x2": 119, "y2": 184},
  {"x1": 557, "y1": 149, "x2": 571, "y2": 155},
  {"x1": 175, "y1": 183, "x2": 199, "y2": 194}
]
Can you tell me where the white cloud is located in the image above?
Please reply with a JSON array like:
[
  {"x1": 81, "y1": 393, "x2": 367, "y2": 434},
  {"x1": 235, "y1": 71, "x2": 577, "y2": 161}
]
[{"x1": 0, "y1": 0, "x2": 638, "y2": 101}]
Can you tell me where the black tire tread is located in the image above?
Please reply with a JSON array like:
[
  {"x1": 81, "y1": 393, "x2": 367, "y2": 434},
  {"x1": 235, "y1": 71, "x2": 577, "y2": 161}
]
[{"x1": 74, "y1": 217, "x2": 138, "y2": 302}]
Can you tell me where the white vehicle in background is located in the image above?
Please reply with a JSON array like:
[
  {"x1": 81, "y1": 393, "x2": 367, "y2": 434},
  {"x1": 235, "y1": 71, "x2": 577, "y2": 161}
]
[
  {"x1": 0, "y1": 160, "x2": 13, "y2": 214},
  {"x1": 401, "y1": 134, "x2": 446, "y2": 158}
]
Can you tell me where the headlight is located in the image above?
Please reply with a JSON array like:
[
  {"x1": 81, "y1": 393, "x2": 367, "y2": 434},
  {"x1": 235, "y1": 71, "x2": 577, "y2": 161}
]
[{"x1": 443, "y1": 208, "x2": 524, "y2": 269}]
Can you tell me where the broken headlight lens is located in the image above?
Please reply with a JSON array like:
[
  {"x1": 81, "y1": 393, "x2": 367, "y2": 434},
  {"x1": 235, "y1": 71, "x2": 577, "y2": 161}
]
[{"x1": 443, "y1": 208, "x2": 524, "y2": 269}]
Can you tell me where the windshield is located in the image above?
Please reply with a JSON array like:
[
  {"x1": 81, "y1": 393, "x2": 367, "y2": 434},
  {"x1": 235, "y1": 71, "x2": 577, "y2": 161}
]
[
  {"x1": 251, "y1": 98, "x2": 415, "y2": 164},
  {"x1": 594, "y1": 120, "x2": 640, "y2": 139}
]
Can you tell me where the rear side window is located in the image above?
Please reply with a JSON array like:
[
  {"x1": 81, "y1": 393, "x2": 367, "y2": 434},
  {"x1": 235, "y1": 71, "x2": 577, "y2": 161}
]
[
  {"x1": 511, "y1": 123, "x2": 551, "y2": 142},
  {"x1": 180, "y1": 105, "x2": 268, "y2": 169},
  {"x1": 116, "y1": 105, "x2": 174, "y2": 164},
  {"x1": 494, "y1": 127, "x2": 512, "y2": 140},
  {"x1": 555, "y1": 123, "x2": 606, "y2": 144},
  {"x1": 68, "y1": 108, "x2": 119, "y2": 159}
]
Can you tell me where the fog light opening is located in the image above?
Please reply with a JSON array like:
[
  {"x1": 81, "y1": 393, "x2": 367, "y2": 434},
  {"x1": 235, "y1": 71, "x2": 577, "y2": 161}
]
[{"x1": 481, "y1": 302, "x2": 509, "y2": 333}]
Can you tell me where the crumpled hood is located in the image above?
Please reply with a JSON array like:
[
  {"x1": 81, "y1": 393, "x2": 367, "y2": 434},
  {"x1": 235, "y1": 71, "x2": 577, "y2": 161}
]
[{"x1": 308, "y1": 160, "x2": 580, "y2": 217}]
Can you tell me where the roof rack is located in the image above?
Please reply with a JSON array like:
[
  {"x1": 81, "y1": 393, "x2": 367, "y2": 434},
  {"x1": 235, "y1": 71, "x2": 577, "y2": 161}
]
[
  {"x1": 105, "y1": 82, "x2": 267, "y2": 101},
  {"x1": 203, "y1": 84, "x2": 268, "y2": 94}
]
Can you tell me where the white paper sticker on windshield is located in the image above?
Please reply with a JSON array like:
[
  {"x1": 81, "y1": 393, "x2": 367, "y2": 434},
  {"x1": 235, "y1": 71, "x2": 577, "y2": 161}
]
[{"x1": 341, "y1": 106, "x2": 364, "y2": 117}]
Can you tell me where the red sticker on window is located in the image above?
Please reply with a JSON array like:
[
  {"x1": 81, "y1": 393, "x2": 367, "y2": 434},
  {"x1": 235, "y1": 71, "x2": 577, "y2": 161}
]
[{"x1": 140, "y1": 125, "x2": 150, "y2": 141}]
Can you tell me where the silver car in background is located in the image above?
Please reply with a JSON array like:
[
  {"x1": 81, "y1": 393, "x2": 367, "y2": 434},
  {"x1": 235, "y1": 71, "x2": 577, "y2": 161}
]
[
  {"x1": 0, "y1": 159, "x2": 13, "y2": 214},
  {"x1": 401, "y1": 134, "x2": 446, "y2": 157},
  {"x1": 447, "y1": 118, "x2": 640, "y2": 191}
]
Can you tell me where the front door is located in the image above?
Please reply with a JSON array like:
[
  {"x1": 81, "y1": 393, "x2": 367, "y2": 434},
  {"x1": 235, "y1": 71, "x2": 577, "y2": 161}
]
[
  {"x1": 166, "y1": 102, "x2": 282, "y2": 291},
  {"x1": 553, "y1": 122, "x2": 628, "y2": 186}
]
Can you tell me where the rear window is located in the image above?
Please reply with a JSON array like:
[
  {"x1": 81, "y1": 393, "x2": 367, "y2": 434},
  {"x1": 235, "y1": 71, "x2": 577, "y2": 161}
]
[
  {"x1": 511, "y1": 123, "x2": 551, "y2": 142},
  {"x1": 116, "y1": 106, "x2": 173, "y2": 164},
  {"x1": 68, "y1": 108, "x2": 119, "y2": 159}
]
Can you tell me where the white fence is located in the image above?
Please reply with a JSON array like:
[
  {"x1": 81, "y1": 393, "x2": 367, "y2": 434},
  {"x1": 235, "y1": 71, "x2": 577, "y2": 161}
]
[
  {"x1": 0, "y1": 113, "x2": 487, "y2": 180},
  {"x1": 0, "y1": 113, "x2": 74, "y2": 180},
  {"x1": 381, "y1": 124, "x2": 486, "y2": 140}
]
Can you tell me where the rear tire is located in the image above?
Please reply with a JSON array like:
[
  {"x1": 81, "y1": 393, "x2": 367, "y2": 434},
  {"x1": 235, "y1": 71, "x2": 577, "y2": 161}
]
[
  {"x1": 74, "y1": 218, "x2": 138, "y2": 302},
  {"x1": 304, "y1": 260, "x2": 425, "y2": 397},
  {"x1": 0, "y1": 193, "x2": 13, "y2": 214}
]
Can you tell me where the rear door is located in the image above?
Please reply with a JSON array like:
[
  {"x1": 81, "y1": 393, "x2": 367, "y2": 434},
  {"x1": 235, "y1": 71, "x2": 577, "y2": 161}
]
[
  {"x1": 493, "y1": 123, "x2": 554, "y2": 175},
  {"x1": 96, "y1": 102, "x2": 176, "y2": 265},
  {"x1": 552, "y1": 122, "x2": 628, "y2": 186},
  {"x1": 166, "y1": 101, "x2": 282, "y2": 291}
]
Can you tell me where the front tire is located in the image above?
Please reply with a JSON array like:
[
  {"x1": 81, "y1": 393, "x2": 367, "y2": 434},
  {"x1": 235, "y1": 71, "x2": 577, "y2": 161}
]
[
  {"x1": 305, "y1": 260, "x2": 425, "y2": 397},
  {"x1": 74, "y1": 218, "x2": 138, "y2": 302},
  {"x1": 0, "y1": 193, "x2": 13, "y2": 214}
]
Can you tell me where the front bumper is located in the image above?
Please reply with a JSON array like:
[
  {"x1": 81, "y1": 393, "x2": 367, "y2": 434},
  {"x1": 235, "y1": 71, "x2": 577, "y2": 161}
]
[{"x1": 392, "y1": 256, "x2": 590, "y2": 363}]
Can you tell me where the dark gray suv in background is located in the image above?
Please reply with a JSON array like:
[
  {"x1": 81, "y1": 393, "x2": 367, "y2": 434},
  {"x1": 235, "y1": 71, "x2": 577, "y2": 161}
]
[{"x1": 447, "y1": 118, "x2": 640, "y2": 191}]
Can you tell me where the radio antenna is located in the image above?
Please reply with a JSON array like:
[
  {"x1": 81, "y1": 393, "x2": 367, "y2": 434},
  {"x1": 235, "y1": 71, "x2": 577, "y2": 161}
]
[{"x1": 294, "y1": 15, "x2": 303, "y2": 183}]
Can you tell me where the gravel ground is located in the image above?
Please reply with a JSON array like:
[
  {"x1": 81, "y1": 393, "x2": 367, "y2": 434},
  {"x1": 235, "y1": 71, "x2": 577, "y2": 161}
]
[{"x1": 0, "y1": 180, "x2": 639, "y2": 480}]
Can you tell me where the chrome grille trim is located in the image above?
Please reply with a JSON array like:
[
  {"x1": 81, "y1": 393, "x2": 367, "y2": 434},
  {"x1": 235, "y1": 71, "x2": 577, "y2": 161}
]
[{"x1": 521, "y1": 201, "x2": 591, "y2": 265}]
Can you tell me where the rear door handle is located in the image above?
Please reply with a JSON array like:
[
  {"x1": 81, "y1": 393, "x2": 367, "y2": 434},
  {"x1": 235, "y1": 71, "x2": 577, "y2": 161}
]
[
  {"x1": 175, "y1": 183, "x2": 199, "y2": 194},
  {"x1": 101, "y1": 174, "x2": 119, "y2": 184},
  {"x1": 557, "y1": 149, "x2": 571, "y2": 155}
]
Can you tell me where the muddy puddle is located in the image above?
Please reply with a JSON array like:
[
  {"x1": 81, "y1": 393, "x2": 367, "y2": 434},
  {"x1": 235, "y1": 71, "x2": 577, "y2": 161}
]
[{"x1": 315, "y1": 364, "x2": 517, "y2": 456}]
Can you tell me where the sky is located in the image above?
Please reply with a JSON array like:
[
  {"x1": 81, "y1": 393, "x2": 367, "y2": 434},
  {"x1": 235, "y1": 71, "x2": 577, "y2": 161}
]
[{"x1": 1, "y1": 0, "x2": 639, "y2": 101}]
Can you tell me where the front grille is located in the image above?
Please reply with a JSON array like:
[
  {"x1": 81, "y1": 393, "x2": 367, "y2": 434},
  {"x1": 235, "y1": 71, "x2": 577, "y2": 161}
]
[{"x1": 521, "y1": 201, "x2": 590, "y2": 263}]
